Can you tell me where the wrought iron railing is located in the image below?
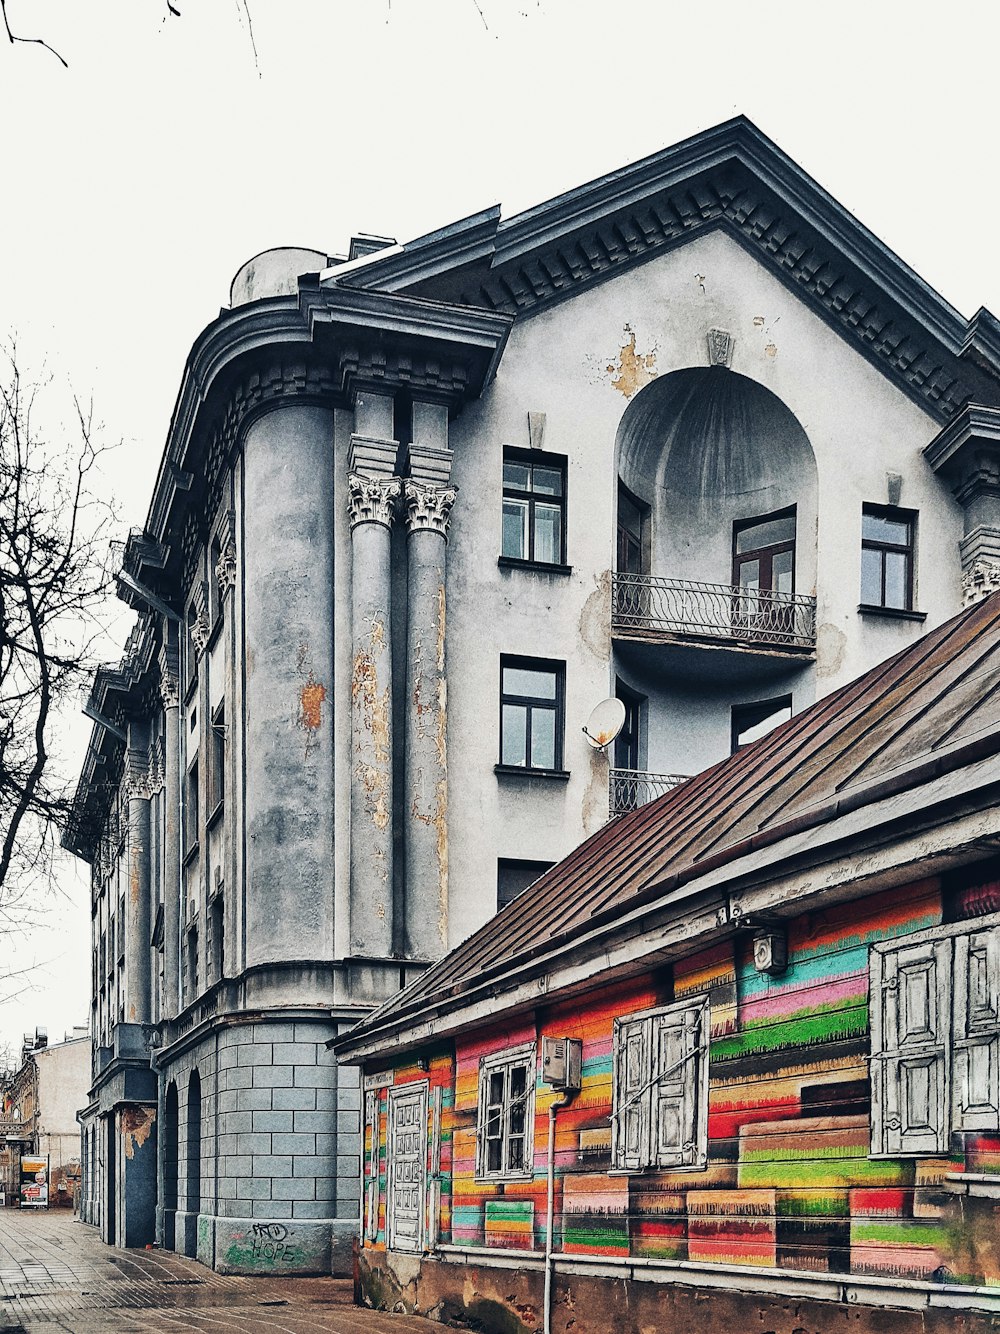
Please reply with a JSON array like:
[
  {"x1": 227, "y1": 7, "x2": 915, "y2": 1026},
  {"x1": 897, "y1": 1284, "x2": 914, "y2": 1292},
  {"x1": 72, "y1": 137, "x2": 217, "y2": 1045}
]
[
  {"x1": 609, "y1": 769, "x2": 689, "y2": 818},
  {"x1": 612, "y1": 574, "x2": 816, "y2": 650}
]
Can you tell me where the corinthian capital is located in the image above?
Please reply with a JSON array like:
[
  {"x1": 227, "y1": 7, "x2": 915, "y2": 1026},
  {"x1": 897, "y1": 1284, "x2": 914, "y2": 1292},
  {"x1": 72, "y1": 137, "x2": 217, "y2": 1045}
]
[
  {"x1": 348, "y1": 473, "x2": 402, "y2": 530},
  {"x1": 403, "y1": 480, "x2": 457, "y2": 538}
]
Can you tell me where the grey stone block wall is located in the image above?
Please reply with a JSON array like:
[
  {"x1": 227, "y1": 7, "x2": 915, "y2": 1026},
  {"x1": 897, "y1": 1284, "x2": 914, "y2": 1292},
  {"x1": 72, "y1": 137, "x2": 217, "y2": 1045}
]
[{"x1": 158, "y1": 1016, "x2": 361, "y2": 1272}]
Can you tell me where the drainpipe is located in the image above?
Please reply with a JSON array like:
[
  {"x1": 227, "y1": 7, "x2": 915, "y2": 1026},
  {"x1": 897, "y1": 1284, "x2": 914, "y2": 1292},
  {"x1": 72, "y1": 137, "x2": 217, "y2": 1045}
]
[{"x1": 543, "y1": 1092, "x2": 570, "y2": 1334}]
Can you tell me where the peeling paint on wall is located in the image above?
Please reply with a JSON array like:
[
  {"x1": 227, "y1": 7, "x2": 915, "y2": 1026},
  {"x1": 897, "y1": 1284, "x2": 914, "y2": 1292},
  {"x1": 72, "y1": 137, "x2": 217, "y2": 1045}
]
[
  {"x1": 121, "y1": 1105, "x2": 156, "y2": 1160},
  {"x1": 353, "y1": 614, "x2": 392, "y2": 836},
  {"x1": 579, "y1": 570, "x2": 613, "y2": 660},
  {"x1": 300, "y1": 677, "x2": 326, "y2": 730},
  {"x1": 605, "y1": 324, "x2": 658, "y2": 398}
]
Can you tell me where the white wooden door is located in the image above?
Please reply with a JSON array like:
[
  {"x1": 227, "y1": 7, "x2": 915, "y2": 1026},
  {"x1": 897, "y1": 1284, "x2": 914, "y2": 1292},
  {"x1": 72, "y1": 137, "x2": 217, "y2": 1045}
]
[{"x1": 387, "y1": 1085, "x2": 427, "y2": 1253}]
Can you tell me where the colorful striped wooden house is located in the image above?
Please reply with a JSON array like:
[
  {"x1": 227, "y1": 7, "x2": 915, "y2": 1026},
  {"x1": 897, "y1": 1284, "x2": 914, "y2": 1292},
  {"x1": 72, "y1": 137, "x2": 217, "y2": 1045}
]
[{"x1": 336, "y1": 593, "x2": 1000, "y2": 1334}]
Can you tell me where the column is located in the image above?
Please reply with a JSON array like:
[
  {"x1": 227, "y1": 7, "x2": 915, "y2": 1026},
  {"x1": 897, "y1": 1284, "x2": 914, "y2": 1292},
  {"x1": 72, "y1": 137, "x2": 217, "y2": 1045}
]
[
  {"x1": 348, "y1": 435, "x2": 400, "y2": 957},
  {"x1": 124, "y1": 723, "x2": 152, "y2": 1026},
  {"x1": 160, "y1": 648, "x2": 181, "y2": 1018},
  {"x1": 402, "y1": 456, "x2": 455, "y2": 959}
]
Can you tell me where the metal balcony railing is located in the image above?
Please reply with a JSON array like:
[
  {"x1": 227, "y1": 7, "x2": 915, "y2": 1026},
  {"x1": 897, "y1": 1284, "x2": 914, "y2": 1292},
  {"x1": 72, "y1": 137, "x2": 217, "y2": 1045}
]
[
  {"x1": 609, "y1": 769, "x2": 689, "y2": 818},
  {"x1": 612, "y1": 574, "x2": 816, "y2": 650}
]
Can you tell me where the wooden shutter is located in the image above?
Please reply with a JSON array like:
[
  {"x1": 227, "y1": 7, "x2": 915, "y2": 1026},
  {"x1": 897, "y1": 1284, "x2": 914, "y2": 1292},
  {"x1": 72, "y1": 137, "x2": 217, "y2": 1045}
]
[
  {"x1": 613, "y1": 1017, "x2": 651, "y2": 1170},
  {"x1": 870, "y1": 938, "x2": 950, "y2": 1156},
  {"x1": 953, "y1": 926, "x2": 1000, "y2": 1132},
  {"x1": 652, "y1": 1004, "x2": 704, "y2": 1168}
]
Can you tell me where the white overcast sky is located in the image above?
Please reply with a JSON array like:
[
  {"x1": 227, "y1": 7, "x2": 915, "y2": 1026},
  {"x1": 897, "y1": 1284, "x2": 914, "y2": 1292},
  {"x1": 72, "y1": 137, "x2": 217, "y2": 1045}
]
[{"x1": 0, "y1": 0, "x2": 997, "y2": 1055}]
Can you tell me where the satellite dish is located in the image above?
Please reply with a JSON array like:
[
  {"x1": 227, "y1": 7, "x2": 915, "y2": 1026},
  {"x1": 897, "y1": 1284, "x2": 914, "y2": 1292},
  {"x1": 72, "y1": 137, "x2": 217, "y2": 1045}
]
[{"x1": 582, "y1": 697, "x2": 626, "y2": 750}]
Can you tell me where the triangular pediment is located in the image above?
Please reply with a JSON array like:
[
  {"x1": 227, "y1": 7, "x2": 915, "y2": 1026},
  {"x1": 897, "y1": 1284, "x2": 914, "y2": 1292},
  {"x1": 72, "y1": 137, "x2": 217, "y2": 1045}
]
[{"x1": 323, "y1": 117, "x2": 1000, "y2": 424}]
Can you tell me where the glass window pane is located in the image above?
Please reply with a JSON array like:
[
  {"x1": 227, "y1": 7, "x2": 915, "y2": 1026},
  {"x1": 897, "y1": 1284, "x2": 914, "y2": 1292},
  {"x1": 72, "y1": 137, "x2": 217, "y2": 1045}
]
[
  {"x1": 734, "y1": 700, "x2": 792, "y2": 749},
  {"x1": 861, "y1": 547, "x2": 882, "y2": 604},
  {"x1": 508, "y1": 1135, "x2": 524, "y2": 1171},
  {"x1": 501, "y1": 704, "x2": 527, "y2": 766},
  {"x1": 737, "y1": 559, "x2": 760, "y2": 592},
  {"x1": 530, "y1": 708, "x2": 556, "y2": 769},
  {"x1": 736, "y1": 514, "x2": 795, "y2": 553},
  {"x1": 618, "y1": 491, "x2": 642, "y2": 537},
  {"x1": 487, "y1": 1138, "x2": 502, "y2": 1172},
  {"x1": 503, "y1": 461, "x2": 530, "y2": 491},
  {"x1": 489, "y1": 1071, "x2": 505, "y2": 1105},
  {"x1": 771, "y1": 548, "x2": 794, "y2": 594},
  {"x1": 502, "y1": 499, "x2": 528, "y2": 559},
  {"x1": 531, "y1": 466, "x2": 563, "y2": 497},
  {"x1": 502, "y1": 665, "x2": 557, "y2": 700},
  {"x1": 863, "y1": 511, "x2": 909, "y2": 546},
  {"x1": 884, "y1": 550, "x2": 908, "y2": 609},
  {"x1": 533, "y1": 504, "x2": 562, "y2": 564}
]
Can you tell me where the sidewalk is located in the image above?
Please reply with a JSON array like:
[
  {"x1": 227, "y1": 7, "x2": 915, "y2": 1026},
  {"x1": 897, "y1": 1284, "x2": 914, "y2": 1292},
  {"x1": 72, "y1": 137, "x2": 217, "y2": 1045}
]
[{"x1": 0, "y1": 1209, "x2": 436, "y2": 1333}]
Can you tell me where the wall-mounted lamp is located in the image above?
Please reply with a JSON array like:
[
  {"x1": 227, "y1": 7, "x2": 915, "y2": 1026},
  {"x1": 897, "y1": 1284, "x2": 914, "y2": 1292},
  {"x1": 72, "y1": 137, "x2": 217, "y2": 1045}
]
[{"x1": 752, "y1": 928, "x2": 787, "y2": 976}]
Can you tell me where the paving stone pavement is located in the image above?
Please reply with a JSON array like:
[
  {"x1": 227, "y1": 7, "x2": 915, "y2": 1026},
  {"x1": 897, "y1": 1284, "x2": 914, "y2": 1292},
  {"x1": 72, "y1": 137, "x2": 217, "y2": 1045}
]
[{"x1": 0, "y1": 1210, "x2": 435, "y2": 1334}]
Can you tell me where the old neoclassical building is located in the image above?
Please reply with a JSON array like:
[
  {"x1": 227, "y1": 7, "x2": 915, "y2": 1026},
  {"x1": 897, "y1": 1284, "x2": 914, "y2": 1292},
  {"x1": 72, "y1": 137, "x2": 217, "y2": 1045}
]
[{"x1": 65, "y1": 117, "x2": 1000, "y2": 1274}]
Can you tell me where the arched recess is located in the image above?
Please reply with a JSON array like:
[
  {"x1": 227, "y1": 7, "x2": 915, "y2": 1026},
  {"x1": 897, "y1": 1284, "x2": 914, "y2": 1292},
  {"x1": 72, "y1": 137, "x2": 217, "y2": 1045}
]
[
  {"x1": 615, "y1": 366, "x2": 818, "y2": 593},
  {"x1": 186, "y1": 1070, "x2": 202, "y2": 1217},
  {"x1": 163, "y1": 1081, "x2": 179, "y2": 1213}
]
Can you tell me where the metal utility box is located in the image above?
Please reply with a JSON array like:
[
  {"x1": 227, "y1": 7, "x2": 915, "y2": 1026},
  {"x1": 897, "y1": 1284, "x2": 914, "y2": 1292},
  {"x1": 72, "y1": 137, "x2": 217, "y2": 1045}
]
[{"x1": 541, "y1": 1036, "x2": 582, "y2": 1090}]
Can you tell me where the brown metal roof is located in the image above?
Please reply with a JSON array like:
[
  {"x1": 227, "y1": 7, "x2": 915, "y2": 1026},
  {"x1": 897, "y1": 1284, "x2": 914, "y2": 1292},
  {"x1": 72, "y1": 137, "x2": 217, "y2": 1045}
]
[{"x1": 349, "y1": 592, "x2": 1000, "y2": 1045}]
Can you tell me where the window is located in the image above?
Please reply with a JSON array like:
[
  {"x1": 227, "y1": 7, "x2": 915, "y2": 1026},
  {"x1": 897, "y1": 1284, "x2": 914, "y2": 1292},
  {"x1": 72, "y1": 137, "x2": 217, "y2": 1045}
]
[
  {"x1": 499, "y1": 657, "x2": 565, "y2": 772},
  {"x1": 733, "y1": 509, "x2": 796, "y2": 595},
  {"x1": 861, "y1": 505, "x2": 915, "y2": 611},
  {"x1": 497, "y1": 858, "x2": 554, "y2": 910},
  {"x1": 185, "y1": 760, "x2": 199, "y2": 852},
  {"x1": 870, "y1": 919, "x2": 1000, "y2": 1156},
  {"x1": 611, "y1": 998, "x2": 709, "y2": 1172},
  {"x1": 209, "y1": 704, "x2": 225, "y2": 816},
  {"x1": 501, "y1": 451, "x2": 566, "y2": 566},
  {"x1": 731, "y1": 695, "x2": 792, "y2": 753},
  {"x1": 185, "y1": 921, "x2": 199, "y2": 1002},
  {"x1": 616, "y1": 484, "x2": 649, "y2": 576},
  {"x1": 476, "y1": 1045, "x2": 535, "y2": 1180},
  {"x1": 208, "y1": 888, "x2": 224, "y2": 983}
]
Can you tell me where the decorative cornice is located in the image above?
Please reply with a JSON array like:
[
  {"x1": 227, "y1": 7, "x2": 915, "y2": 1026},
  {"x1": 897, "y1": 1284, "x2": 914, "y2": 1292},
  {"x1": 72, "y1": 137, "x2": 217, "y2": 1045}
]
[
  {"x1": 215, "y1": 541, "x2": 237, "y2": 597},
  {"x1": 963, "y1": 560, "x2": 1000, "y2": 606},
  {"x1": 403, "y1": 480, "x2": 457, "y2": 538},
  {"x1": 190, "y1": 609, "x2": 210, "y2": 657},
  {"x1": 347, "y1": 474, "x2": 402, "y2": 530}
]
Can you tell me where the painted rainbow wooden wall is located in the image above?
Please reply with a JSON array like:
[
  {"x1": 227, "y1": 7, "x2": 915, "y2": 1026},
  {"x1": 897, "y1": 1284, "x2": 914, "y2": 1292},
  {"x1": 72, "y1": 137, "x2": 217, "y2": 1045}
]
[{"x1": 361, "y1": 874, "x2": 1000, "y2": 1286}]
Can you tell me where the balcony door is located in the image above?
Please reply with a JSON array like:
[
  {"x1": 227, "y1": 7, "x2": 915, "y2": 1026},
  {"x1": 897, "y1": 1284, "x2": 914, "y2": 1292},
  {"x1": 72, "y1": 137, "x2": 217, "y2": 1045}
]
[{"x1": 732, "y1": 510, "x2": 796, "y2": 639}]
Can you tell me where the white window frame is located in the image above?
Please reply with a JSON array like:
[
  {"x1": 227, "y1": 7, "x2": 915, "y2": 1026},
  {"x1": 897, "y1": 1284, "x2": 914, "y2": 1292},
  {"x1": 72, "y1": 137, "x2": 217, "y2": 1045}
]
[
  {"x1": 611, "y1": 996, "x2": 709, "y2": 1173},
  {"x1": 869, "y1": 914, "x2": 1000, "y2": 1158},
  {"x1": 475, "y1": 1043, "x2": 536, "y2": 1182}
]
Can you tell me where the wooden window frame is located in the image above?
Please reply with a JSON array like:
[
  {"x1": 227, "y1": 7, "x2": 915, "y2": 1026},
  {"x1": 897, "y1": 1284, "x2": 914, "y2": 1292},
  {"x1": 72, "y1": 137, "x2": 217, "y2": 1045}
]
[
  {"x1": 475, "y1": 1044, "x2": 536, "y2": 1183},
  {"x1": 869, "y1": 914, "x2": 1000, "y2": 1158},
  {"x1": 611, "y1": 997, "x2": 709, "y2": 1173},
  {"x1": 861, "y1": 503, "x2": 916, "y2": 612},
  {"x1": 501, "y1": 449, "x2": 568, "y2": 568},
  {"x1": 732, "y1": 506, "x2": 797, "y2": 594},
  {"x1": 616, "y1": 481, "x2": 650, "y2": 577},
  {"x1": 498, "y1": 656, "x2": 566, "y2": 773}
]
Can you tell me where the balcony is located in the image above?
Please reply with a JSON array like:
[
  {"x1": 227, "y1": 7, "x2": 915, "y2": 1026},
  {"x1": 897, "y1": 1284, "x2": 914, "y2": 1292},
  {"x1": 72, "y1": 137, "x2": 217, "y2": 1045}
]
[
  {"x1": 612, "y1": 574, "x2": 816, "y2": 681},
  {"x1": 609, "y1": 768, "x2": 689, "y2": 819}
]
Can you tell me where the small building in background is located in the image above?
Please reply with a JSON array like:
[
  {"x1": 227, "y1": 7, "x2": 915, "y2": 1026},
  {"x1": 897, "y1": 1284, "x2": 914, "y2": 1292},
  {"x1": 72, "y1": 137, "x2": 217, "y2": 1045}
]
[
  {"x1": 336, "y1": 592, "x2": 1000, "y2": 1332},
  {"x1": 0, "y1": 1027, "x2": 91, "y2": 1208}
]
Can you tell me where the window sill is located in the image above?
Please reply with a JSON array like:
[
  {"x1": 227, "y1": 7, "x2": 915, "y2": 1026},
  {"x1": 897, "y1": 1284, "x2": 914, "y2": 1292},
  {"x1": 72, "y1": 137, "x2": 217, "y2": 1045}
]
[
  {"x1": 206, "y1": 800, "x2": 225, "y2": 832},
  {"x1": 944, "y1": 1173, "x2": 1000, "y2": 1199},
  {"x1": 497, "y1": 556, "x2": 573, "y2": 577},
  {"x1": 858, "y1": 603, "x2": 927, "y2": 623},
  {"x1": 208, "y1": 615, "x2": 224, "y2": 652},
  {"x1": 182, "y1": 840, "x2": 200, "y2": 868},
  {"x1": 474, "y1": 1172, "x2": 535, "y2": 1186},
  {"x1": 494, "y1": 764, "x2": 570, "y2": 782}
]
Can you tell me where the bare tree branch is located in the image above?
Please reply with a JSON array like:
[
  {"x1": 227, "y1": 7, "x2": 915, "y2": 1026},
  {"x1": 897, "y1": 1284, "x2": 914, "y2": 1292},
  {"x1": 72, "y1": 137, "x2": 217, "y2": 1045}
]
[
  {"x1": 0, "y1": 0, "x2": 67, "y2": 67},
  {"x1": 0, "y1": 342, "x2": 119, "y2": 909}
]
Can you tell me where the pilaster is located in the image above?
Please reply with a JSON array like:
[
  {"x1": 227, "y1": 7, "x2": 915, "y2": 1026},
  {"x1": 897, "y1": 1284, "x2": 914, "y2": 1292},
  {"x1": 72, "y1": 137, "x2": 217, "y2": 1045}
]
[
  {"x1": 348, "y1": 443, "x2": 402, "y2": 958},
  {"x1": 402, "y1": 441, "x2": 455, "y2": 959}
]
